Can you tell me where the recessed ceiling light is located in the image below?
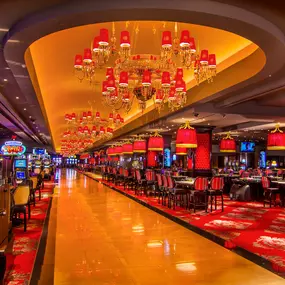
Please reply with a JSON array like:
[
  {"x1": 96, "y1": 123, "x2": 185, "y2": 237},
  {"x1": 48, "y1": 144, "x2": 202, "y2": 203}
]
[
  {"x1": 32, "y1": 122, "x2": 35, "y2": 124},
  {"x1": 16, "y1": 97, "x2": 19, "y2": 99},
  {"x1": 182, "y1": 118, "x2": 184, "y2": 120},
  {"x1": 23, "y1": 108, "x2": 26, "y2": 111},
  {"x1": 208, "y1": 123, "x2": 210, "y2": 125},
  {"x1": 29, "y1": 116, "x2": 32, "y2": 119},
  {"x1": 3, "y1": 79, "x2": 8, "y2": 82},
  {"x1": 0, "y1": 28, "x2": 9, "y2": 32}
]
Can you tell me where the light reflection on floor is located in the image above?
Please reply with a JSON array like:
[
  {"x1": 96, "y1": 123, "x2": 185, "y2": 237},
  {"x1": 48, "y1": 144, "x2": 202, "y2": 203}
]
[{"x1": 52, "y1": 169, "x2": 285, "y2": 285}]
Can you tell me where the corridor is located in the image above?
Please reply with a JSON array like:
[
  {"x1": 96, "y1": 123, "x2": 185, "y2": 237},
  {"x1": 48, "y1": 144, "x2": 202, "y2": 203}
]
[{"x1": 40, "y1": 169, "x2": 284, "y2": 285}]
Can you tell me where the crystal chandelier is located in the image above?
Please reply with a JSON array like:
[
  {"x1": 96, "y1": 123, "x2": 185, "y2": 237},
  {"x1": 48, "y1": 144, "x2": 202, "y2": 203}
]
[{"x1": 73, "y1": 22, "x2": 217, "y2": 112}]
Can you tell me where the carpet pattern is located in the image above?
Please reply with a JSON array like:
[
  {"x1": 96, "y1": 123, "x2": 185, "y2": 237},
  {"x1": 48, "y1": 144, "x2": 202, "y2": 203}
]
[
  {"x1": 84, "y1": 173, "x2": 285, "y2": 276},
  {"x1": 4, "y1": 183, "x2": 54, "y2": 285}
]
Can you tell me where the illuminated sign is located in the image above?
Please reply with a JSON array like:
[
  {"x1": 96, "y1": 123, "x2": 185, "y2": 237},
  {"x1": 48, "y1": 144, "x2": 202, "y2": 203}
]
[{"x1": 1, "y1": 141, "x2": 26, "y2": 156}]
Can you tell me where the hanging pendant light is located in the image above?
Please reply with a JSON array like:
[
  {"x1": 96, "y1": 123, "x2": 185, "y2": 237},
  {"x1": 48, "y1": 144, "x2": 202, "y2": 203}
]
[
  {"x1": 267, "y1": 124, "x2": 285, "y2": 150},
  {"x1": 113, "y1": 145, "x2": 123, "y2": 155},
  {"x1": 176, "y1": 147, "x2": 187, "y2": 155},
  {"x1": 176, "y1": 121, "x2": 197, "y2": 148},
  {"x1": 133, "y1": 137, "x2": 147, "y2": 153},
  {"x1": 148, "y1": 131, "x2": 164, "y2": 151},
  {"x1": 122, "y1": 141, "x2": 133, "y2": 154},
  {"x1": 220, "y1": 132, "x2": 236, "y2": 153}
]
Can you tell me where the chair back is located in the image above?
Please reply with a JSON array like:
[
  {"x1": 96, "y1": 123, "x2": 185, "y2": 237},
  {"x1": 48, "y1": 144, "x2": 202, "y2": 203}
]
[
  {"x1": 30, "y1": 177, "x2": 38, "y2": 189},
  {"x1": 14, "y1": 186, "x2": 30, "y2": 205},
  {"x1": 210, "y1": 177, "x2": 224, "y2": 190},
  {"x1": 239, "y1": 169, "x2": 244, "y2": 176},
  {"x1": 119, "y1": 167, "x2": 124, "y2": 175},
  {"x1": 123, "y1": 169, "x2": 129, "y2": 177},
  {"x1": 257, "y1": 168, "x2": 262, "y2": 175},
  {"x1": 112, "y1": 167, "x2": 117, "y2": 175},
  {"x1": 102, "y1": 166, "x2": 106, "y2": 173},
  {"x1": 241, "y1": 171, "x2": 249, "y2": 178},
  {"x1": 172, "y1": 171, "x2": 179, "y2": 177},
  {"x1": 261, "y1": 176, "x2": 270, "y2": 189},
  {"x1": 277, "y1": 169, "x2": 283, "y2": 176},
  {"x1": 162, "y1": 175, "x2": 168, "y2": 188},
  {"x1": 167, "y1": 176, "x2": 174, "y2": 189},
  {"x1": 194, "y1": 177, "x2": 208, "y2": 191},
  {"x1": 156, "y1": 174, "x2": 162, "y2": 187},
  {"x1": 146, "y1": 170, "x2": 155, "y2": 181},
  {"x1": 265, "y1": 169, "x2": 273, "y2": 176},
  {"x1": 135, "y1": 169, "x2": 141, "y2": 181}
]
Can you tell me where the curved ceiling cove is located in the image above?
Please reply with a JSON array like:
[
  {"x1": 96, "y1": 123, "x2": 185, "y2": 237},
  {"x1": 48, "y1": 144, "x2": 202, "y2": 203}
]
[{"x1": 26, "y1": 20, "x2": 261, "y2": 151}]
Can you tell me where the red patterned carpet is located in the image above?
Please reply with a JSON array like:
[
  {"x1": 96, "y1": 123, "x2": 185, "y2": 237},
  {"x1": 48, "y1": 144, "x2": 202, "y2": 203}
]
[
  {"x1": 4, "y1": 183, "x2": 54, "y2": 285},
  {"x1": 84, "y1": 173, "x2": 285, "y2": 276}
]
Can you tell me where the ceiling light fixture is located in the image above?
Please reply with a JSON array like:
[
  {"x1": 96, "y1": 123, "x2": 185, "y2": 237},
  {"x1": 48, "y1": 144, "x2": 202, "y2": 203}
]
[{"x1": 16, "y1": 97, "x2": 19, "y2": 99}]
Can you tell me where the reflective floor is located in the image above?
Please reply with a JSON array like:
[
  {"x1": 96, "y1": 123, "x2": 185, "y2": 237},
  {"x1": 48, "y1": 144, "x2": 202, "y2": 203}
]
[{"x1": 45, "y1": 169, "x2": 284, "y2": 284}]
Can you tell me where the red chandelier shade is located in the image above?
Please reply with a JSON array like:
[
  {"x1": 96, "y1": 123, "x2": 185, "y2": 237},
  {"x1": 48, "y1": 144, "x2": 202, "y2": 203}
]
[
  {"x1": 148, "y1": 133, "x2": 164, "y2": 151},
  {"x1": 93, "y1": 36, "x2": 100, "y2": 51},
  {"x1": 142, "y1": 70, "x2": 151, "y2": 86},
  {"x1": 92, "y1": 126, "x2": 96, "y2": 133},
  {"x1": 74, "y1": 55, "x2": 83, "y2": 68},
  {"x1": 109, "y1": 113, "x2": 113, "y2": 120},
  {"x1": 155, "y1": 90, "x2": 163, "y2": 103},
  {"x1": 95, "y1": 112, "x2": 100, "y2": 119},
  {"x1": 108, "y1": 147, "x2": 115, "y2": 156},
  {"x1": 120, "y1": 31, "x2": 131, "y2": 47},
  {"x1": 176, "y1": 122, "x2": 197, "y2": 148},
  {"x1": 161, "y1": 71, "x2": 171, "y2": 87},
  {"x1": 102, "y1": 80, "x2": 108, "y2": 95},
  {"x1": 176, "y1": 147, "x2": 187, "y2": 155},
  {"x1": 267, "y1": 125, "x2": 285, "y2": 150},
  {"x1": 100, "y1": 126, "x2": 105, "y2": 133},
  {"x1": 122, "y1": 142, "x2": 133, "y2": 154},
  {"x1": 83, "y1": 48, "x2": 92, "y2": 63},
  {"x1": 189, "y1": 37, "x2": 196, "y2": 53},
  {"x1": 168, "y1": 87, "x2": 176, "y2": 101},
  {"x1": 161, "y1": 31, "x2": 172, "y2": 47},
  {"x1": 82, "y1": 112, "x2": 87, "y2": 119},
  {"x1": 220, "y1": 133, "x2": 236, "y2": 153},
  {"x1": 107, "y1": 75, "x2": 116, "y2": 91},
  {"x1": 180, "y1": 30, "x2": 191, "y2": 47},
  {"x1": 133, "y1": 139, "x2": 147, "y2": 153},
  {"x1": 106, "y1": 67, "x2": 114, "y2": 78},
  {"x1": 208, "y1": 54, "x2": 217, "y2": 67},
  {"x1": 87, "y1": 111, "x2": 92, "y2": 118},
  {"x1": 200, "y1": 49, "x2": 209, "y2": 64},
  {"x1": 119, "y1": 71, "x2": 128, "y2": 86},
  {"x1": 99, "y1": 28, "x2": 109, "y2": 46},
  {"x1": 175, "y1": 68, "x2": 183, "y2": 81},
  {"x1": 113, "y1": 145, "x2": 123, "y2": 155},
  {"x1": 122, "y1": 92, "x2": 130, "y2": 102},
  {"x1": 175, "y1": 78, "x2": 185, "y2": 92}
]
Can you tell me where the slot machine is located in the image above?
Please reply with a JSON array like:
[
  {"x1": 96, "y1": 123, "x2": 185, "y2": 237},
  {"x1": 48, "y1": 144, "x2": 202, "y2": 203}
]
[
  {"x1": 14, "y1": 158, "x2": 29, "y2": 185},
  {"x1": 43, "y1": 159, "x2": 51, "y2": 180},
  {"x1": 34, "y1": 160, "x2": 42, "y2": 175}
]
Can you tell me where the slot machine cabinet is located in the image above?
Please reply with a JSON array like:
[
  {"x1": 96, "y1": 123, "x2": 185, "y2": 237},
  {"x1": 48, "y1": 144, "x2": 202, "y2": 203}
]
[{"x1": 14, "y1": 158, "x2": 29, "y2": 185}]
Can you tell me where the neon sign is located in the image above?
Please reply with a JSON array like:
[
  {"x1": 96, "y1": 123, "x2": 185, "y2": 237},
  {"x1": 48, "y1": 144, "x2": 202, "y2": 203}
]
[{"x1": 1, "y1": 141, "x2": 26, "y2": 156}]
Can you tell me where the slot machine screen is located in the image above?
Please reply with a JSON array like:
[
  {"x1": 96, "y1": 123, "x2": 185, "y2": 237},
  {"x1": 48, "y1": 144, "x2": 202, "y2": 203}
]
[
  {"x1": 15, "y1": 159, "x2": 27, "y2": 168},
  {"x1": 16, "y1": 171, "x2": 26, "y2": 179}
]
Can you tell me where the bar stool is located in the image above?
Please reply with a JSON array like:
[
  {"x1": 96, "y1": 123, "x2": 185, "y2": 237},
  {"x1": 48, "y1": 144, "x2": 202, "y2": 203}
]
[
  {"x1": 207, "y1": 177, "x2": 224, "y2": 212},
  {"x1": 135, "y1": 169, "x2": 146, "y2": 196},
  {"x1": 161, "y1": 175, "x2": 169, "y2": 206},
  {"x1": 189, "y1": 177, "x2": 208, "y2": 213},
  {"x1": 262, "y1": 176, "x2": 279, "y2": 207}
]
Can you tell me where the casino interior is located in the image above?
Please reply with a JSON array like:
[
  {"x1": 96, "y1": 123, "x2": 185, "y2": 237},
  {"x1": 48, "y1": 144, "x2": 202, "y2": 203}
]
[{"x1": 1, "y1": 0, "x2": 285, "y2": 284}]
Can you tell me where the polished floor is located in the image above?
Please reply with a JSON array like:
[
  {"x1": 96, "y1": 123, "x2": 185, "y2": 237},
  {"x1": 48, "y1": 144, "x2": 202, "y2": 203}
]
[{"x1": 40, "y1": 169, "x2": 285, "y2": 284}]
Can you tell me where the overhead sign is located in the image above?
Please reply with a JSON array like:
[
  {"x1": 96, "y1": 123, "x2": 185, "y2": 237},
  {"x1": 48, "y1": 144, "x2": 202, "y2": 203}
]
[{"x1": 1, "y1": 141, "x2": 26, "y2": 156}]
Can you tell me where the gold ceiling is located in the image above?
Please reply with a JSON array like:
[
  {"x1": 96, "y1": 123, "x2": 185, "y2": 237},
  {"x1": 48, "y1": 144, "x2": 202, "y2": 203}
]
[{"x1": 26, "y1": 21, "x2": 259, "y2": 152}]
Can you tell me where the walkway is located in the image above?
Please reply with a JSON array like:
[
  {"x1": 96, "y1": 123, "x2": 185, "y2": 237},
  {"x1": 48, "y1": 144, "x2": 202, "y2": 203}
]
[{"x1": 39, "y1": 169, "x2": 284, "y2": 284}]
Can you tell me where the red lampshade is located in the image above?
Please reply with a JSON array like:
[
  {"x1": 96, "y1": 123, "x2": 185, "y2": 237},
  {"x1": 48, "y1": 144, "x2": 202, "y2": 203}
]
[
  {"x1": 208, "y1": 54, "x2": 216, "y2": 68},
  {"x1": 120, "y1": 31, "x2": 131, "y2": 47},
  {"x1": 161, "y1": 31, "x2": 172, "y2": 47},
  {"x1": 133, "y1": 139, "x2": 147, "y2": 153},
  {"x1": 176, "y1": 147, "x2": 187, "y2": 155},
  {"x1": 180, "y1": 30, "x2": 190, "y2": 47},
  {"x1": 109, "y1": 113, "x2": 113, "y2": 120},
  {"x1": 189, "y1": 37, "x2": 196, "y2": 53},
  {"x1": 148, "y1": 133, "x2": 164, "y2": 151},
  {"x1": 83, "y1": 48, "x2": 92, "y2": 63},
  {"x1": 155, "y1": 89, "x2": 163, "y2": 103},
  {"x1": 176, "y1": 122, "x2": 197, "y2": 148},
  {"x1": 122, "y1": 142, "x2": 133, "y2": 154},
  {"x1": 99, "y1": 28, "x2": 109, "y2": 46},
  {"x1": 120, "y1": 117, "x2": 124, "y2": 123},
  {"x1": 119, "y1": 71, "x2": 128, "y2": 87},
  {"x1": 175, "y1": 68, "x2": 183, "y2": 81},
  {"x1": 74, "y1": 55, "x2": 83, "y2": 68},
  {"x1": 267, "y1": 125, "x2": 285, "y2": 150},
  {"x1": 113, "y1": 145, "x2": 123, "y2": 155},
  {"x1": 116, "y1": 114, "x2": 121, "y2": 121},
  {"x1": 200, "y1": 49, "x2": 209, "y2": 64},
  {"x1": 106, "y1": 67, "x2": 114, "y2": 78},
  {"x1": 96, "y1": 112, "x2": 100, "y2": 119},
  {"x1": 142, "y1": 70, "x2": 151, "y2": 86},
  {"x1": 87, "y1": 111, "x2": 92, "y2": 118},
  {"x1": 220, "y1": 133, "x2": 236, "y2": 153},
  {"x1": 122, "y1": 92, "x2": 130, "y2": 102},
  {"x1": 100, "y1": 126, "x2": 105, "y2": 133},
  {"x1": 82, "y1": 112, "x2": 87, "y2": 119},
  {"x1": 108, "y1": 147, "x2": 115, "y2": 157},
  {"x1": 93, "y1": 36, "x2": 100, "y2": 52},
  {"x1": 92, "y1": 126, "x2": 96, "y2": 133},
  {"x1": 83, "y1": 126, "x2": 89, "y2": 133},
  {"x1": 161, "y1": 71, "x2": 171, "y2": 87},
  {"x1": 71, "y1": 113, "x2": 76, "y2": 120},
  {"x1": 102, "y1": 80, "x2": 108, "y2": 95},
  {"x1": 175, "y1": 78, "x2": 185, "y2": 92},
  {"x1": 107, "y1": 75, "x2": 116, "y2": 91}
]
